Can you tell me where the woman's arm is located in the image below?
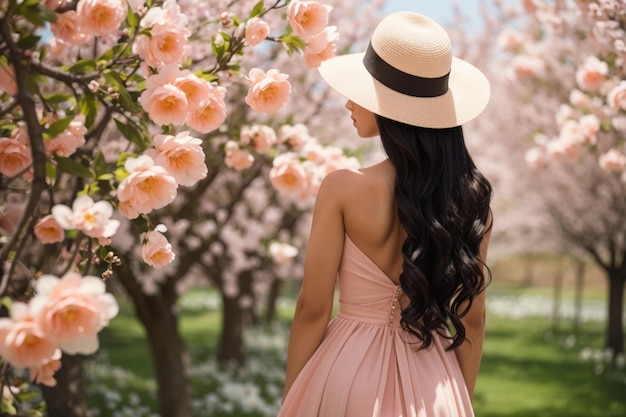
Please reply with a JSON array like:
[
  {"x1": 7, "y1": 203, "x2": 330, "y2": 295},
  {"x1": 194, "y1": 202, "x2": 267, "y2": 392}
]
[
  {"x1": 454, "y1": 215, "x2": 492, "y2": 400},
  {"x1": 282, "y1": 172, "x2": 347, "y2": 400}
]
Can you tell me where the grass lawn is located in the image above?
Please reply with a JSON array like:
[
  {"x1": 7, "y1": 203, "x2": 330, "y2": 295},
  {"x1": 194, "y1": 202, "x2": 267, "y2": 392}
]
[{"x1": 91, "y1": 285, "x2": 626, "y2": 416}]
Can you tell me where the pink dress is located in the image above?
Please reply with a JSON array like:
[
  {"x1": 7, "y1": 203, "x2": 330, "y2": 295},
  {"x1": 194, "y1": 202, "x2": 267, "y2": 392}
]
[{"x1": 277, "y1": 234, "x2": 474, "y2": 417}]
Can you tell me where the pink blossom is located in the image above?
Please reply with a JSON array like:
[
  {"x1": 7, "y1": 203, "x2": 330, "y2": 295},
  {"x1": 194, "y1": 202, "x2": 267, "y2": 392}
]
[
  {"x1": 508, "y1": 55, "x2": 545, "y2": 81},
  {"x1": 45, "y1": 117, "x2": 86, "y2": 158},
  {"x1": 30, "y1": 272, "x2": 119, "y2": 355},
  {"x1": 599, "y1": 148, "x2": 626, "y2": 173},
  {"x1": 245, "y1": 68, "x2": 291, "y2": 114},
  {"x1": 578, "y1": 114, "x2": 600, "y2": 145},
  {"x1": 224, "y1": 141, "x2": 254, "y2": 171},
  {"x1": 0, "y1": 303, "x2": 58, "y2": 369},
  {"x1": 269, "y1": 155, "x2": 309, "y2": 197},
  {"x1": 548, "y1": 137, "x2": 580, "y2": 160},
  {"x1": 117, "y1": 155, "x2": 178, "y2": 219},
  {"x1": 496, "y1": 28, "x2": 523, "y2": 53},
  {"x1": 240, "y1": 125, "x2": 277, "y2": 154},
  {"x1": 30, "y1": 350, "x2": 62, "y2": 387},
  {"x1": 142, "y1": 226, "x2": 175, "y2": 268},
  {"x1": 34, "y1": 215, "x2": 65, "y2": 244},
  {"x1": 245, "y1": 17, "x2": 270, "y2": 46},
  {"x1": 134, "y1": 24, "x2": 189, "y2": 68},
  {"x1": 524, "y1": 146, "x2": 549, "y2": 170},
  {"x1": 522, "y1": 0, "x2": 544, "y2": 13},
  {"x1": 134, "y1": 0, "x2": 190, "y2": 68},
  {"x1": 607, "y1": 81, "x2": 626, "y2": 111},
  {"x1": 575, "y1": 56, "x2": 608, "y2": 93},
  {"x1": 0, "y1": 63, "x2": 17, "y2": 96},
  {"x1": 287, "y1": 1, "x2": 332, "y2": 38},
  {"x1": 42, "y1": 0, "x2": 65, "y2": 10},
  {"x1": 303, "y1": 26, "x2": 339, "y2": 68},
  {"x1": 139, "y1": 83, "x2": 188, "y2": 126},
  {"x1": 569, "y1": 89, "x2": 592, "y2": 110},
  {"x1": 144, "y1": 131, "x2": 207, "y2": 186},
  {"x1": 0, "y1": 138, "x2": 31, "y2": 177},
  {"x1": 51, "y1": 195, "x2": 120, "y2": 239},
  {"x1": 76, "y1": 0, "x2": 127, "y2": 37},
  {"x1": 186, "y1": 85, "x2": 227, "y2": 133},
  {"x1": 174, "y1": 71, "x2": 212, "y2": 112},
  {"x1": 52, "y1": 11, "x2": 90, "y2": 46},
  {"x1": 269, "y1": 241, "x2": 298, "y2": 265},
  {"x1": 278, "y1": 124, "x2": 311, "y2": 150}
]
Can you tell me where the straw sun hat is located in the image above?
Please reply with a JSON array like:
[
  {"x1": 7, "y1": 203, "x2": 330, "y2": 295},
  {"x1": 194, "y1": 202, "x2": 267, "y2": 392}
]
[{"x1": 318, "y1": 12, "x2": 490, "y2": 129}]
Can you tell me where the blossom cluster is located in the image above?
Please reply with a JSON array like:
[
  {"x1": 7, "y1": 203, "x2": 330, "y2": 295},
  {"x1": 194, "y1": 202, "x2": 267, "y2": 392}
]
[
  {"x1": 224, "y1": 122, "x2": 359, "y2": 202},
  {"x1": 498, "y1": 1, "x2": 626, "y2": 178},
  {"x1": 0, "y1": 272, "x2": 118, "y2": 387}
]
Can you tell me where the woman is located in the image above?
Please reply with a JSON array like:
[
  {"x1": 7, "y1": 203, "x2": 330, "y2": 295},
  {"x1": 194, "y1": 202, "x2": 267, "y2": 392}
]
[{"x1": 278, "y1": 12, "x2": 493, "y2": 417}]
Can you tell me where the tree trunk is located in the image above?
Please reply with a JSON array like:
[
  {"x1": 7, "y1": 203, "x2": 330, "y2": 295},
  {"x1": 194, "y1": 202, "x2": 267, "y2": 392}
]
[
  {"x1": 115, "y1": 261, "x2": 191, "y2": 417},
  {"x1": 265, "y1": 278, "x2": 283, "y2": 325},
  {"x1": 41, "y1": 355, "x2": 91, "y2": 417},
  {"x1": 219, "y1": 293, "x2": 245, "y2": 364},
  {"x1": 551, "y1": 256, "x2": 564, "y2": 332},
  {"x1": 139, "y1": 301, "x2": 191, "y2": 417},
  {"x1": 573, "y1": 259, "x2": 585, "y2": 334},
  {"x1": 606, "y1": 271, "x2": 625, "y2": 358}
]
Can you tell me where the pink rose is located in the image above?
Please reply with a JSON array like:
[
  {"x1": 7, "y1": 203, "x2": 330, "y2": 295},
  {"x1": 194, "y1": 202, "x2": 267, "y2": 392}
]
[
  {"x1": 117, "y1": 155, "x2": 178, "y2": 219},
  {"x1": 0, "y1": 63, "x2": 17, "y2": 96},
  {"x1": 42, "y1": 0, "x2": 65, "y2": 10},
  {"x1": 142, "y1": 226, "x2": 175, "y2": 268},
  {"x1": 245, "y1": 68, "x2": 291, "y2": 114},
  {"x1": 144, "y1": 131, "x2": 207, "y2": 186},
  {"x1": 524, "y1": 146, "x2": 549, "y2": 170},
  {"x1": 30, "y1": 272, "x2": 119, "y2": 355},
  {"x1": 578, "y1": 114, "x2": 600, "y2": 145},
  {"x1": 186, "y1": 85, "x2": 227, "y2": 133},
  {"x1": 240, "y1": 124, "x2": 277, "y2": 154},
  {"x1": 599, "y1": 149, "x2": 626, "y2": 173},
  {"x1": 30, "y1": 349, "x2": 62, "y2": 387},
  {"x1": 303, "y1": 26, "x2": 339, "y2": 68},
  {"x1": 224, "y1": 141, "x2": 254, "y2": 171},
  {"x1": 140, "y1": 83, "x2": 188, "y2": 126},
  {"x1": 287, "y1": 1, "x2": 332, "y2": 38},
  {"x1": 51, "y1": 195, "x2": 120, "y2": 239},
  {"x1": 607, "y1": 81, "x2": 626, "y2": 111},
  {"x1": 174, "y1": 71, "x2": 212, "y2": 112},
  {"x1": 0, "y1": 303, "x2": 58, "y2": 369},
  {"x1": 268, "y1": 241, "x2": 298, "y2": 265},
  {"x1": 34, "y1": 215, "x2": 65, "y2": 244},
  {"x1": 0, "y1": 137, "x2": 32, "y2": 177},
  {"x1": 575, "y1": 56, "x2": 608, "y2": 93},
  {"x1": 269, "y1": 155, "x2": 309, "y2": 197},
  {"x1": 245, "y1": 17, "x2": 270, "y2": 46},
  {"x1": 523, "y1": 0, "x2": 544, "y2": 13},
  {"x1": 52, "y1": 11, "x2": 90, "y2": 46},
  {"x1": 76, "y1": 0, "x2": 127, "y2": 37}
]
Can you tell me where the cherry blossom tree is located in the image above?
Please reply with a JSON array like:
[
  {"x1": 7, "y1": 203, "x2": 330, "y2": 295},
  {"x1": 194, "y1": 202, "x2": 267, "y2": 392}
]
[
  {"x1": 0, "y1": 0, "x2": 382, "y2": 415},
  {"x1": 457, "y1": 0, "x2": 626, "y2": 359}
]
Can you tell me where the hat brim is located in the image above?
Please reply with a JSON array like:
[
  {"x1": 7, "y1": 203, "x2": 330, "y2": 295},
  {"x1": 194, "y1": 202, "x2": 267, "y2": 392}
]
[{"x1": 318, "y1": 52, "x2": 490, "y2": 129}]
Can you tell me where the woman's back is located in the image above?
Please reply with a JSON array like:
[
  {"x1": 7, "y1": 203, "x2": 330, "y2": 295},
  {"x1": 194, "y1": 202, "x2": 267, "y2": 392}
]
[{"x1": 337, "y1": 160, "x2": 406, "y2": 284}]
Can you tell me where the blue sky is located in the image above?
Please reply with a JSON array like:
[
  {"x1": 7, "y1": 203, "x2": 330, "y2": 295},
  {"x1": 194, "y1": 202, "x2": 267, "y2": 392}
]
[{"x1": 383, "y1": 0, "x2": 487, "y2": 28}]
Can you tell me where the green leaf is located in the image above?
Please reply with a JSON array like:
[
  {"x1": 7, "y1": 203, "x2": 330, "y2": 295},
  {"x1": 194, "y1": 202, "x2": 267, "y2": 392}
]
[
  {"x1": 44, "y1": 92, "x2": 73, "y2": 104},
  {"x1": 17, "y1": 34, "x2": 41, "y2": 49},
  {"x1": 250, "y1": 0, "x2": 265, "y2": 18},
  {"x1": 54, "y1": 156, "x2": 92, "y2": 179},
  {"x1": 105, "y1": 71, "x2": 139, "y2": 113},
  {"x1": 114, "y1": 118, "x2": 146, "y2": 148},
  {"x1": 126, "y1": 5, "x2": 139, "y2": 36},
  {"x1": 67, "y1": 59, "x2": 97, "y2": 74},
  {"x1": 78, "y1": 91, "x2": 98, "y2": 129},
  {"x1": 45, "y1": 161, "x2": 57, "y2": 182},
  {"x1": 94, "y1": 151, "x2": 107, "y2": 178},
  {"x1": 45, "y1": 116, "x2": 73, "y2": 139}
]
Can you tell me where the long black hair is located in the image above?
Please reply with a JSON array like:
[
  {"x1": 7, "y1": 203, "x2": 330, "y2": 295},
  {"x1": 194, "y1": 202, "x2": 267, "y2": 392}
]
[{"x1": 376, "y1": 114, "x2": 493, "y2": 350}]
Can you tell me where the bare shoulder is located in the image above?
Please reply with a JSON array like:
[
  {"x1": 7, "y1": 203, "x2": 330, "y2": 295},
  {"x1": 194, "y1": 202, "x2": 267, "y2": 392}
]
[{"x1": 317, "y1": 168, "x2": 363, "y2": 200}]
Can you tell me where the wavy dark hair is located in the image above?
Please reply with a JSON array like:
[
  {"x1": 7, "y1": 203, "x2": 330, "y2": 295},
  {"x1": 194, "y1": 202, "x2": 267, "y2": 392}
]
[{"x1": 376, "y1": 115, "x2": 493, "y2": 350}]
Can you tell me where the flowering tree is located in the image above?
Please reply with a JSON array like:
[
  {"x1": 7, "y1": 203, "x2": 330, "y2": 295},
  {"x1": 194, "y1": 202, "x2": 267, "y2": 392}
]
[
  {"x1": 0, "y1": 0, "x2": 382, "y2": 415},
  {"x1": 463, "y1": 0, "x2": 626, "y2": 359}
]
